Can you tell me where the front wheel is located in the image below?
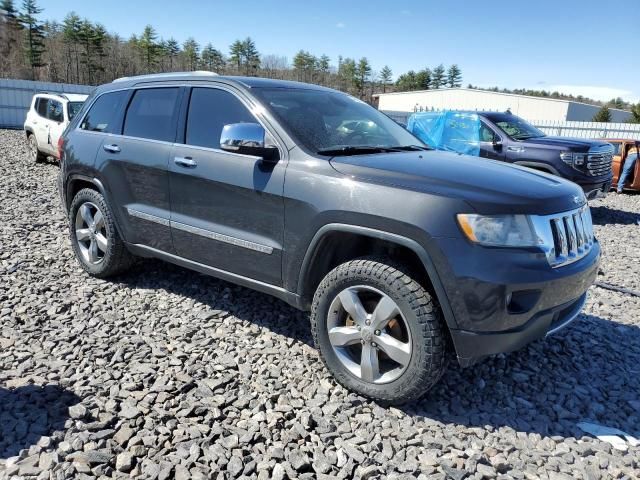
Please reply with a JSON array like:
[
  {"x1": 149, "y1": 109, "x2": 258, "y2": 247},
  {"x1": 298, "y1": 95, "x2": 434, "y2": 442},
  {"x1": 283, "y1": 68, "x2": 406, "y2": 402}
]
[{"x1": 310, "y1": 258, "x2": 447, "y2": 404}]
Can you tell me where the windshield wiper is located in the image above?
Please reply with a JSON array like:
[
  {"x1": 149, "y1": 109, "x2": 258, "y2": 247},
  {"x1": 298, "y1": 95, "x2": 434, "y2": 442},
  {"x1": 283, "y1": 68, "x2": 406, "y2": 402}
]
[
  {"x1": 385, "y1": 144, "x2": 431, "y2": 151},
  {"x1": 317, "y1": 146, "x2": 395, "y2": 156},
  {"x1": 317, "y1": 144, "x2": 430, "y2": 156}
]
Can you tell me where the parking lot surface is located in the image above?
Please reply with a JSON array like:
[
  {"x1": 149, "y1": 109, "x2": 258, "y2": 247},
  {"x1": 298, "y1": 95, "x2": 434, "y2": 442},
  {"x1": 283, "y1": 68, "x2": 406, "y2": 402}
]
[{"x1": 1, "y1": 129, "x2": 639, "y2": 479}]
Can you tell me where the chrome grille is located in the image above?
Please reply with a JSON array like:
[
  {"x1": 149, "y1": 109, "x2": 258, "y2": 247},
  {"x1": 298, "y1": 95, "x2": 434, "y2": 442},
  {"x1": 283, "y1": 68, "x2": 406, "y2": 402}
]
[
  {"x1": 586, "y1": 152, "x2": 612, "y2": 176},
  {"x1": 532, "y1": 205, "x2": 594, "y2": 268},
  {"x1": 584, "y1": 144, "x2": 613, "y2": 177}
]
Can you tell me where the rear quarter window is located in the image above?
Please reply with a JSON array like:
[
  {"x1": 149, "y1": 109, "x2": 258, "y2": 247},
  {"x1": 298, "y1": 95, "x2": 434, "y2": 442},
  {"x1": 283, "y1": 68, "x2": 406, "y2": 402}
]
[{"x1": 80, "y1": 90, "x2": 128, "y2": 133}]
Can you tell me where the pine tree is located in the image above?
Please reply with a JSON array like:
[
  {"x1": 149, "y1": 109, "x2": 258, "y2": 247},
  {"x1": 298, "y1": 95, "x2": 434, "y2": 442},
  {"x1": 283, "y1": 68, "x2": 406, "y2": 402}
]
[
  {"x1": 165, "y1": 38, "x2": 179, "y2": 71},
  {"x1": 229, "y1": 39, "x2": 243, "y2": 72},
  {"x1": 182, "y1": 38, "x2": 199, "y2": 71},
  {"x1": 415, "y1": 68, "x2": 431, "y2": 90},
  {"x1": 242, "y1": 36, "x2": 259, "y2": 75},
  {"x1": 201, "y1": 43, "x2": 224, "y2": 72},
  {"x1": 431, "y1": 64, "x2": 445, "y2": 89},
  {"x1": 379, "y1": 65, "x2": 392, "y2": 93},
  {"x1": 138, "y1": 25, "x2": 158, "y2": 72},
  {"x1": 592, "y1": 106, "x2": 612, "y2": 122},
  {"x1": 629, "y1": 104, "x2": 640, "y2": 124},
  {"x1": 18, "y1": 0, "x2": 45, "y2": 79},
  {"x1": 446, "y1": 64, "x2": 462, "y2": 88},
  {"x1": 62, "y1": 13, "x2": 81, "y2": 82},
  {"x1": 356, "y1": 57, "x2": 371, "y2": 98}
]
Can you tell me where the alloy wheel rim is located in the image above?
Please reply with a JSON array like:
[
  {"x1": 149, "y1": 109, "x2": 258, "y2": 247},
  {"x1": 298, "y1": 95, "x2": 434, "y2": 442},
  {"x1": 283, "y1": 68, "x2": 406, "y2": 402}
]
[
  {"x1": 327, "y1": 285, "x2": 412, "y2": 384},
  {"x1": 30, "y1": 137, "x2": 38, "y2": 161},
  {"x1": 74, "y1": 202, "x2": 108, "y2": 264}
]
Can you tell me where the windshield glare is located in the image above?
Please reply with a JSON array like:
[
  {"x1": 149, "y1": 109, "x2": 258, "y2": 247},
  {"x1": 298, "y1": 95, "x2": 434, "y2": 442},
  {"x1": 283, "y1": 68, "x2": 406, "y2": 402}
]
[
  {"x1": 252, "y1": 88, "x2": 423, "y2": 154},
  {"x1": 67, "y1": 102, "x2": 84, "y2": 120},
  {"x1": 492, "y1": 115, "x2": 545, "y2": 140}
]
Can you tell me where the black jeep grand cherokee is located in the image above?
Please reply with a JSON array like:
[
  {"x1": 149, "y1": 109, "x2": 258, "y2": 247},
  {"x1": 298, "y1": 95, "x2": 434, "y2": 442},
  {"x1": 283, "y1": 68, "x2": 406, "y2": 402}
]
[{"x1": 59, "y1": 73, "x2": 599, "y2": 403}]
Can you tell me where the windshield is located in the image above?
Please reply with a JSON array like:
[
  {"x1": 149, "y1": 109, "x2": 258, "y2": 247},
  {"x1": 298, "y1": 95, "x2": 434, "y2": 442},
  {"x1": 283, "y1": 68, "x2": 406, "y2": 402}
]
[
  {"x1": 67, "y1": 101, "x2": 84, "y2": 121},
  {"x1": 251, "y1": 88, "x2": 425, "y2": 155},
  {"x1": 491, "y1": 114, "x2": 545, "y2": 140}
]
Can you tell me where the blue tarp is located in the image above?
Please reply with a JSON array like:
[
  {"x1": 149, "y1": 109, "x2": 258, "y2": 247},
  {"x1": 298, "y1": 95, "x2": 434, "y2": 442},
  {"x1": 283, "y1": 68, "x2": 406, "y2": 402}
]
[{"x1": 407, "y1": 111, "x2": 481, "y2": 156}]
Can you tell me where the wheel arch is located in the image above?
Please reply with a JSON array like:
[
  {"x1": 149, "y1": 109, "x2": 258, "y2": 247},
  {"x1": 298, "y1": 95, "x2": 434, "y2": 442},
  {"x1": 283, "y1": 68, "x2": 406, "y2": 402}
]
[
  {"x1": 65, "y1": 175, "x2": 125, "y2": 240},
  {"x1": 297, "y1": 224, "x2": 458, "y2": 331}
]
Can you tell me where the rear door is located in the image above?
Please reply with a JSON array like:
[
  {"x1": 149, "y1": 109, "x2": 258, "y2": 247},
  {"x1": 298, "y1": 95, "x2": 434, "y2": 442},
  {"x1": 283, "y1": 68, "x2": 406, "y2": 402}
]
[
  {"x1": 168, "y1": 86, "x2": 286, "y2": 286},
  {"x1": 93, "y1": 86, "x2": 183, "y2": 253},
  {"x1": 34, "y1": 97, "x2": 50, "y2": 149},
  {"x1": 45, "y1": 98, "x2": 65, "y2": 155}
]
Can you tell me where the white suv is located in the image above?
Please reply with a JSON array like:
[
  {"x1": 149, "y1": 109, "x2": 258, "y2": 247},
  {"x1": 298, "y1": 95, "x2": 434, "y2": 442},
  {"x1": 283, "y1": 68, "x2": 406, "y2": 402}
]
[{"x1": 24, "y1": 92, "x2": 88, "y2": 162}]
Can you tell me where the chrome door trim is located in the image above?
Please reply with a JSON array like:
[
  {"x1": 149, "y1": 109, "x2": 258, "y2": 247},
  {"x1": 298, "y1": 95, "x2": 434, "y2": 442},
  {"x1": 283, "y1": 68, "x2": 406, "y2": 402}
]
[
  {"x1": 171, "y1": 220, "x2": 274, "y2": 254},
  {"x1": 126, "y1": 208, "x2": 170, "y2": 227},
  {"x1": 126, "y1": 208, "x2": 274, "y2": 254}
]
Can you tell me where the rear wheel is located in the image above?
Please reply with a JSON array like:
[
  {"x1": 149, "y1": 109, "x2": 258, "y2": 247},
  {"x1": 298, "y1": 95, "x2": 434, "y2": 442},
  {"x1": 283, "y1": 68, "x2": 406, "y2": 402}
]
[
  {"x1": 311, "y1": 258, "x2": 447, "y2": 404},
  {"x1": 28, "y1": 134, "x2": 45, "y2": 163},
  {"x1": 69, "y1": 188, "x2": 135, "y2": 278}
]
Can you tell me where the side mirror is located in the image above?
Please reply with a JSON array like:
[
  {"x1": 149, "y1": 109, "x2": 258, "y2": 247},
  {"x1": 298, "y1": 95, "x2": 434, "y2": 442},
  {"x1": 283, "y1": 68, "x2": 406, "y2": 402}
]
[
  {"x1": 220, "y1": 123, "x2": 279, "y2": 161},
  {"x1": 493, "y1": 138, "x2": 503, "y2": 151}
]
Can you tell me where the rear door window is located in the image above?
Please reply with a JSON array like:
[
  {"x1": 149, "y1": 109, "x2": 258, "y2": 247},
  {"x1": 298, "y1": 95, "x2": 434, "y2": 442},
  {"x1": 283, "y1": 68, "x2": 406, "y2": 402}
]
[
  {"x1": 185, "y1": 87, "x2": 256, "y2": 149},
  {"x1": 123, "y1": 88, "x2": 180, "y2": 142},
  {"x1": 81, "y1": 90, "x2": 128, "y2": 133}
]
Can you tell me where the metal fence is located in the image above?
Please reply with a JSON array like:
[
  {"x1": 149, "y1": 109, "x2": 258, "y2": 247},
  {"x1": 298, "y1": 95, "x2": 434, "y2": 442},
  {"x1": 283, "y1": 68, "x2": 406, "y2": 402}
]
[
  {"x1": 531, "y1": 120, "x2": 640, "y2": 140},
  {"x1": 382, "y1": 110, "x2": 640, "y2": 140},
  {"x1": 0, "y1": 78, "x2": 95, "y2": 129}
]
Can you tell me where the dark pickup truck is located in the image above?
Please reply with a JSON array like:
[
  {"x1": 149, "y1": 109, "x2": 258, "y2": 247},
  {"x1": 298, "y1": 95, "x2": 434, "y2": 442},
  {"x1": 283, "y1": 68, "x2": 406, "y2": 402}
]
[
  {"x1": 59, "y1": 74, "x2": 600, "y2": 403},
  {"x1": 407, "y1": 111, "x2": 613, "y2": 199}
]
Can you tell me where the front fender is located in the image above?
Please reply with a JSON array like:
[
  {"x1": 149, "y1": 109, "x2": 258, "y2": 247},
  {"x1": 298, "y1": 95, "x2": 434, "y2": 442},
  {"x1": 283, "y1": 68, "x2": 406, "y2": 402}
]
[{"x1": 296, "y1": 223, "x2": 458, "y2": 331}]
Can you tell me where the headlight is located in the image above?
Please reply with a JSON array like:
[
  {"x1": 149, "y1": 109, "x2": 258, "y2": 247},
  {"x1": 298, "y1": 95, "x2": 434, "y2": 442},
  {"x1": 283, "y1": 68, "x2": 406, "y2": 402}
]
[
  {"x1": 457, "y1": 214, "x2": 539, "y2": 247},
  {"x1": 560, "y1": 151, "x2": 586, "y2": 166}
]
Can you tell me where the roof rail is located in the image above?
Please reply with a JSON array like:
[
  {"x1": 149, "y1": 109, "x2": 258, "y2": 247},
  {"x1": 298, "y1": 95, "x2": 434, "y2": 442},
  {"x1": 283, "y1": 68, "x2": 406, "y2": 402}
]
[
  {"x1": 112, "y1": 71, "x2": 220, "y2": 83},
  {"x1": 37, "y1": 91, "x2": 69, "y2": 100}
]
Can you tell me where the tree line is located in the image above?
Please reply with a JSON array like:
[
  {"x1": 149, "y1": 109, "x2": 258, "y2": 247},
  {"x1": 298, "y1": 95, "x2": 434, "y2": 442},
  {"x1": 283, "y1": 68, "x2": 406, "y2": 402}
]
[
  {"x1": 0, "y1": 0, "x2": 464, "y2": 103},
  {"x1": 2, "y1": 0, "x2": 638, "y2": 121}
]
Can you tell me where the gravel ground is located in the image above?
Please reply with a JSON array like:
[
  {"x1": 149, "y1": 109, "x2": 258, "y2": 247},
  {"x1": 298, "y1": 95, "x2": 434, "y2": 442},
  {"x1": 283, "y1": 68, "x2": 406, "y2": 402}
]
[{"x1": 1, "y1": 128, "x2": 639, "y2": 480}]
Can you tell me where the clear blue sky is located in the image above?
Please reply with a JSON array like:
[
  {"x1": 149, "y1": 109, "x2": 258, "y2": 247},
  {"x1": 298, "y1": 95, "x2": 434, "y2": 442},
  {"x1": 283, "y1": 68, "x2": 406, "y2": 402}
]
[{"x1": 41, "y1": 0, "x2": 639, "y2": 103}]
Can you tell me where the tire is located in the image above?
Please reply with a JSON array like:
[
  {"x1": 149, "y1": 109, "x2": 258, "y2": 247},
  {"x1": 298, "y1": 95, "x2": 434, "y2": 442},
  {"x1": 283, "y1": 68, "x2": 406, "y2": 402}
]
[
  {"x1": 28, "y1": 134, "x2": 46, "y2": 163},
  {"x1": 310, "y1": 258, "x2": 447, "y2": 404},
  {"x1": 68, "y1": 188, "x2": 135, "y2": 278}
]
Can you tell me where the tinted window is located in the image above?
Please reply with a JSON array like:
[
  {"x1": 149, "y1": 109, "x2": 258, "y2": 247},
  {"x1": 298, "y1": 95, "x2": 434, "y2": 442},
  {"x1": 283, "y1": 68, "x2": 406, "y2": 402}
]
[
  {"x1": 67, "y1": 102, "x2": 84, "y2": 121},
  {"x1": 47, "y1": 100, "x2": 63, "y2": 122},
  {"x1": 251, "y1": 88, "x2": 420, "y2": 153},
  {"x1": 123, "y1": 88, "x2": 179, "y2": 142},
  {"x1": 36, "y1": 98, "x2": 48, "y2": 117},
  {"x1": 479, "y1": 123, "x2": 497, "y2": 142},
  {"x1": 81, "y1": 90, "x2": 128, "y2": 133},
  {"x1": 186, "y1": 88, "x2": 256, "y2": 149}
]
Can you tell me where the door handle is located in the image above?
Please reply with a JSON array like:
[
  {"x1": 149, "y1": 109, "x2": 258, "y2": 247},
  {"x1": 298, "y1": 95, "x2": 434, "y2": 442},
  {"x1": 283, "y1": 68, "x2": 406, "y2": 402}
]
[
  {"x1": 507, "y1": 146, "x2": 525, "y2": 153},
  {"x1": 174, "y1": 156, "x2": 197, "y2": 168},
  {"x1": 103, "y1": 144, "x2": 121, "y2": 153}
]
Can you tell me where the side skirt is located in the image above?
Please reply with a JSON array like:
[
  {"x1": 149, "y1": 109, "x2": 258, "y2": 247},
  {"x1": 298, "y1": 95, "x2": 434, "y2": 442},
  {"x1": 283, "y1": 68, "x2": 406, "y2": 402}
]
[{"x1": 126, "y1": 242, "x2": 304, "y2": 310}]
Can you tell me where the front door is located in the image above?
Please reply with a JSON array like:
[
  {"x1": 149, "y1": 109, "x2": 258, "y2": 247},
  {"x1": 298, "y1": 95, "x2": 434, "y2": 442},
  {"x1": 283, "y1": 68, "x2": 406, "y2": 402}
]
[
  {"x1": 610, "y1": 141, "x2": 623, "y2": 187},
  {"x1": 169, "y1": 86, "x2": 286, "y2": 286},
  {"x1": 478, "y1": 122, "x2": 505, "y2": 160},
  {"x1": 34, "y1": 97, "x2": 51, "y2": 151}
]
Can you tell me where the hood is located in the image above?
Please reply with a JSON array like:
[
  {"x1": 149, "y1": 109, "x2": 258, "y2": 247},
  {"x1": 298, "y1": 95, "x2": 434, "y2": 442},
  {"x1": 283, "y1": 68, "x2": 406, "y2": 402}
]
[
  {"x1": 521, "y1": 136, "x2": 611, "y2": 151},
  {"x1": 330, "y1": 150, "x2": 586, "y2": 215}
]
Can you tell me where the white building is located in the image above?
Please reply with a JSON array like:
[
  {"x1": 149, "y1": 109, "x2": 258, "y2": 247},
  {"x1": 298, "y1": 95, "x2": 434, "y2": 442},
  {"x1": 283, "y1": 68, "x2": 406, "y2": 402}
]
[{"x1": 376, "y1": 88, "x2": 632, "y2": 123}]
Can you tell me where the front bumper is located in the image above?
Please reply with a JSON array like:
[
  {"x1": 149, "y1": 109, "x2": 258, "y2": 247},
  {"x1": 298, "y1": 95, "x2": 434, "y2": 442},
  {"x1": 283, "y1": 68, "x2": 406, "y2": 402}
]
[
  {"x1": 581, "y1": 179, "x2": 611, "y2": 200},
  {"x1": 452, "y1": 292, "x2": 587, "y2": 366},
  {"x1": 431, "y1": 237, "x2": 600, "y2": 365}
]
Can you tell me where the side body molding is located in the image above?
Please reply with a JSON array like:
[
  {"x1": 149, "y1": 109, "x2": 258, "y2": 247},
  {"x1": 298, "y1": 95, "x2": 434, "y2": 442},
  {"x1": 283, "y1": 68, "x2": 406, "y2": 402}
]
[{"x1": 296, "y1": 223, "x2": 458, "y2": 330}]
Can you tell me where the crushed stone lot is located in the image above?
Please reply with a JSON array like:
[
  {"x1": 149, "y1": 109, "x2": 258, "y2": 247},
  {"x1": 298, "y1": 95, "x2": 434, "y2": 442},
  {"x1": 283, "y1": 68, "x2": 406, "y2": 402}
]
[{"x1": 0, "y1": 127, "x2": 639, "y2": 479}]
